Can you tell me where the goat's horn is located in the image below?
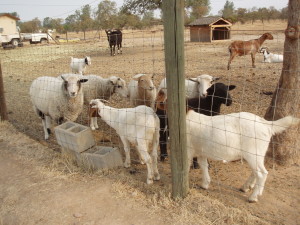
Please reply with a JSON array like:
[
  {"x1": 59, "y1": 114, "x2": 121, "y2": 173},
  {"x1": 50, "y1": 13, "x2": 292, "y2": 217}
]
[{"x1": 188, "y1": 78, "x2": 197, "y2": 82}]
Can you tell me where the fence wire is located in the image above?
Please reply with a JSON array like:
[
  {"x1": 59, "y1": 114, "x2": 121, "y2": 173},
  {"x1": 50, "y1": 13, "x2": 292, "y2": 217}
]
[{"x1": 1, "y1": 24, "x2": 299, "y2": 210}]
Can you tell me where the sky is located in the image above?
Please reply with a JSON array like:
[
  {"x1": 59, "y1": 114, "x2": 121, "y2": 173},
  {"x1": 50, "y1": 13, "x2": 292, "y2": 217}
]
[{"x1": 1, "y1": 0, "x2": 289, "y2": 22}]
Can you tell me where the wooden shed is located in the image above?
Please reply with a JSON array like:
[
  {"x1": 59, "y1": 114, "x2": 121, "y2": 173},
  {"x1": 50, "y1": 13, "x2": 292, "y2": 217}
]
[{"x1": 187, "y1": 16, "x2": 232, "y2": 42}]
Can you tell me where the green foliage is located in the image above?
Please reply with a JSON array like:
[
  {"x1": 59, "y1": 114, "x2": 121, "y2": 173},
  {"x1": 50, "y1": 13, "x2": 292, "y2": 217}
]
[
  {"x1": 12, "y1": 1, "x2": 289, "y2": 33},
  {"x1": 19, "y1": 18, "x2": 42, "y2": 33},
  {"x1": 221, "y1": 0, "x2": 235, "y2": 20}
]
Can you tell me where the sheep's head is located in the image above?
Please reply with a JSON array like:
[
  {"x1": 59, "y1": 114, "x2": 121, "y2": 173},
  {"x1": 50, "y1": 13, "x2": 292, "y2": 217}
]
[
  {"x1": 189, "y1": 74, "x2": 220, "y2": 98},
  {"x1": 61, "y1": 75, "x2": 88, "y2": 98},
  {"x1": 110, "y1": 76, "x2": 129, "y2": 98},
  {"x1": 85, "y1": 56, "x2": 91, "y2": 65},
  {"x1": 133, "y1": 74, "x2": 156, "y2": 98},
  {"x1": 207, "y1": 83, "x2": 236, "y2": 106},
  {"x1": 262, "y1": 33, "x2": 274, "y2": 40}
]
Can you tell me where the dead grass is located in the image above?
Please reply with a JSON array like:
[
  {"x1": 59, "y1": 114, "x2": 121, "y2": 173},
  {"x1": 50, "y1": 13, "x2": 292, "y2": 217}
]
[{"x1": 0, "y1": 121, "x2": 271, "y2": 224}]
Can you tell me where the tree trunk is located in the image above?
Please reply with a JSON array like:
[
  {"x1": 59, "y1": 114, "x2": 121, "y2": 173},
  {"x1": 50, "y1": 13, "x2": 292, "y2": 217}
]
[{"x1": 264, "y1": 0, "x2": 300, "y2": 165}]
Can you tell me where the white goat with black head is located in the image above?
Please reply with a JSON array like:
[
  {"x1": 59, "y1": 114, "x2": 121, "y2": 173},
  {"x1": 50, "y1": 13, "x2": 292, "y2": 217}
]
[
  {"x1": 70, "y1": 56, "x2": 91, "y2": 75},
  {"x1": 30, "y1": 74, "x2": 88, "y2": 140},
  {"x1": 158, "y1": 74, "x2": 219, "y2": 99},
  {"x1": 260, "y1": 47, "x2": 283, "y2": 63}
]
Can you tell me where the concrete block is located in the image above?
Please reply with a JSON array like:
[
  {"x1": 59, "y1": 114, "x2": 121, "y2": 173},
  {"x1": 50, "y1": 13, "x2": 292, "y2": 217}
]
[
  {"x1": 61, "y1": 146, "x2": 123, "y2": 170},
  {"x1": 80, "y1": 146, "x2": 123, "y2": 170},
  {"x1": 54, "y1": 121, "x2": 95, "y2": 153}
]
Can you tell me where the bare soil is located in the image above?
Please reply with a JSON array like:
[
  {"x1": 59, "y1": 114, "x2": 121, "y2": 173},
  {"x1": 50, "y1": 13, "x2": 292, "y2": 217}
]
[{"x1": 0, "y1": 20, "x2": 299, "y2": 224}]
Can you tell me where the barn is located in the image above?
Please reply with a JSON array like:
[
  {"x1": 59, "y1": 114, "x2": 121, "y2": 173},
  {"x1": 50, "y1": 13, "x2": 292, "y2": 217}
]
[
  {"x1": 187, "y1": 16, "x2": 232, "y2": 42},
  {"x1": 0, "y1": 13, "x2": 20, "y2": 36}
]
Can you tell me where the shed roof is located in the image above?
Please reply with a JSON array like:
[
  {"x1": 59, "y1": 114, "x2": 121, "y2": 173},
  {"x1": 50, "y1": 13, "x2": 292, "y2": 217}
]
[
  {"x1": 0, "y1": 13, "x2": 20, "y2": 21},
  {"x1": 187, "y1": 16, "x2": 231, "y2": 26}
]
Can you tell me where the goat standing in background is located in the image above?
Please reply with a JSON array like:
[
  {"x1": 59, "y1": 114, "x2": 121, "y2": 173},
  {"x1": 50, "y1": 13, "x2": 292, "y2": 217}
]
[
  {"x1": 105, "y1": 29, "x2": 122, "y2": 56},
  {"x1": 227, "y1": 33, "x2": 273, "y2": 70}
]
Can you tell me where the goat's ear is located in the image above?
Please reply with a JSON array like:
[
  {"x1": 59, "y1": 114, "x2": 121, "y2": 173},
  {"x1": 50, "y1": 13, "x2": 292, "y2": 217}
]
[
  {"x1": 80, "y1": 79, "x2": 88, "y2": 83},
  {"x1": 228, "y1": 85, "x2": 236, "y2": 90},
  {"x1": 213, "y1": 77, "x2": 220, "y2": 81}
]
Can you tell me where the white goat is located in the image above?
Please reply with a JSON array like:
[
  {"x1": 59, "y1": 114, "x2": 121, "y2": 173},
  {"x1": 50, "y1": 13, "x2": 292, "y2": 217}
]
[
  {"x1": 30, "y1": 74, "x2": 88, "y2": 140},
  {"x1": 70, "y1": 56, "x2": 91, "y2": 75},
  {"x1": 128, "y1": 74, "x2": 157, "y2": 109},
  {"x1": 83, "y1": 75, "x2": 129, "y2": 130},
  {"x1": 90, "y1": 99, "x2": 160, "y2": 184},
  {"x1": 260, "y1": 47, "x2": 283, "y2": 63},
  {"x1": 186, "y1": 110, "x2": 300, "y2": 202},
  {"x1": 158, "y1": 74, "x2": 219, "y2": 98}
]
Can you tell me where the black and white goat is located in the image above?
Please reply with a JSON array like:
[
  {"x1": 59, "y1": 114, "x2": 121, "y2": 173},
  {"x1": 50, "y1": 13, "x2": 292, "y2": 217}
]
[
  {"x1": 156, "y1": 82, "x2": 236, "y2": 165},
  {"x1": 260, "y1": 47, "x2": 283, "y2": 63},
  {"x1": 105, "y1": 29, "x2": 122, "y2": 56}
]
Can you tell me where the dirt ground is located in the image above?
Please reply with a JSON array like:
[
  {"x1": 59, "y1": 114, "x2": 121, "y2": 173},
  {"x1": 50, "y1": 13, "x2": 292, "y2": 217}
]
[{"x1": 0, "y1": 20, "x2": 299, "y2": 224}]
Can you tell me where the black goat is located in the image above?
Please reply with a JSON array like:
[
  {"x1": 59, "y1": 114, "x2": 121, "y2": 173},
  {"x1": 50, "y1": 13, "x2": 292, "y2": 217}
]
[
  {"x1": 156, "y1": 83, "x2": 236, "y2": 167},
  {"x1": 105, "y1": 29, "x2": 122, "y2": 56}
]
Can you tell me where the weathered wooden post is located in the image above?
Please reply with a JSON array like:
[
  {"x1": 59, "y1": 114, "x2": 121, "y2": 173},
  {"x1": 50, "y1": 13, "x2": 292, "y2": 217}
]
[
  {"x1": 0, "y1": 62, "x2": 8, "y2": 121},
  {"x1": 162, "y1": 0, "x2": 189, "y2": 198}
]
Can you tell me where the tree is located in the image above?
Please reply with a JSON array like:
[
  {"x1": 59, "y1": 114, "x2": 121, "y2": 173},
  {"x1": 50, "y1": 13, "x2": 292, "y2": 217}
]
[
  {"x1": 264, "y1": 0, "x2": 300, "y2": 165},
  {"x1": 121, "y1": 0, "x2": 162, "y2": 14},
  {"x1": 186, "y1": 0, "x2": 210, "y2": 20},
  {"x1": 121, "y1": 0, "x2": 210, "y2": 17},
  {"x1": 79, "y1": 4, "x2": 94, "y2": 38},
  {"x1": 221, "y1": 0, "x2": 235, "y2": 21},
  {"x1": 95, "y1": 0, "x2": 118, "y2": 29},
  {"x1": 65, "y1": 14, "x2": 79, "y2": 32},
  {"x1": 19, "y1": 18, "x2": 42, "y2": 33}
]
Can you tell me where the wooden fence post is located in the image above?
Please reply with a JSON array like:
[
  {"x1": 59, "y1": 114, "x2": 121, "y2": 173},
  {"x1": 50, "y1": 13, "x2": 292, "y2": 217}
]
[
  {"x1": 0, "y1": 62, "x2": 8, "y2": 121},
  {"x1": 162, "y1": 0, "x2": 189, "y2": 199}
]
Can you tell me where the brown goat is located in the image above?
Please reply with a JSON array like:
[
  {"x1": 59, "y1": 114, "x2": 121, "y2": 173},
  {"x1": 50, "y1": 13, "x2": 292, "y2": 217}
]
[{"x1": 227, "y1": 33, "x2": 274, "y2": 70}]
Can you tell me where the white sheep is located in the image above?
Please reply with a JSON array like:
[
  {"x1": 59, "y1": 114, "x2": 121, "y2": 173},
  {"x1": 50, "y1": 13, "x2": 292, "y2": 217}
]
[
  {"x1": 90, "y1": 99, "x2": 160, "y2": 184},
  {"x1": 128, "y1": 74, "x2": 157, "y2": 109},
  {"x1": 70, "y1": 56, "x2": 91, "y2": 75},
  {"x1": 186, "y1": 110, "x2": 300, "y2": 202},
  {"x1": 158, "y1": 74, "x2": 219, "y2": 98},
  {"x1": 260, "y1": 47, "x2": 283, "y2": 63},
  {"x1": 30, "y1": 74, "x2": 88, "y2": 140},
  {"x1": 82, "y1": 75, "x2": 129, "y2": 130}
]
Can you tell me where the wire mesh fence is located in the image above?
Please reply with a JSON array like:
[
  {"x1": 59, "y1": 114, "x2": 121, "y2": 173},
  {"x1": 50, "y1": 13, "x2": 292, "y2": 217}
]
[{"x1": 1, "y1": 20, "x2": 299, "y2": 208}]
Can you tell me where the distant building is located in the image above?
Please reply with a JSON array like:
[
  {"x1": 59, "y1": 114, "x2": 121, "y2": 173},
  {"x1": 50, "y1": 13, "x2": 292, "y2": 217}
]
[
  {"x1": 0, "y1": 13, "x2": 20, "y2": 35},
  {"x1": 186, "y1": 16, "x2": 232, "y2": 42}
]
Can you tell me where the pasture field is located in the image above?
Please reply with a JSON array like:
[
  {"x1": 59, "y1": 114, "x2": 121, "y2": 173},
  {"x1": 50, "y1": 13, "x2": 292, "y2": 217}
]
[{"x1": 0, "y1": 20, "x2": 299, "y2": 224}]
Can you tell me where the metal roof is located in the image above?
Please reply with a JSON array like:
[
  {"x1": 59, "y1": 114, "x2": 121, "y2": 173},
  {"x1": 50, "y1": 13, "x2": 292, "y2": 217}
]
[{"x1": 188, "y1": 16, "x2": 231, "y2": 26}]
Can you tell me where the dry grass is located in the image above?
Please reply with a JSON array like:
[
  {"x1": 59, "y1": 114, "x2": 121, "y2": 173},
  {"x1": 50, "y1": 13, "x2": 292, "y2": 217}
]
[{"x1": 0, "y1": 121, "x2": 269, "y2": 225}]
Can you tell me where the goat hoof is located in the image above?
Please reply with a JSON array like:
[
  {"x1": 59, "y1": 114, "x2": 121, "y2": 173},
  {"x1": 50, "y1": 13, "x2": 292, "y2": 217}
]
[
  {"x1": 147, "y1": 178, "x2": 153, "y2": 184},
  {"x1": 154, "y1": 173, "x2": 160, "y2": 181},
  {"x1": 124, "y1": 163, "x2": 131, "y2": 168},
  {"x1": 248, "y1": 198, "x2": 258, "y2": 203},
  {"x1": 200, "y1": 184, "x2": 209, "y2": 190}
]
